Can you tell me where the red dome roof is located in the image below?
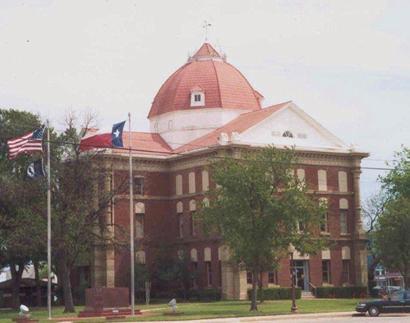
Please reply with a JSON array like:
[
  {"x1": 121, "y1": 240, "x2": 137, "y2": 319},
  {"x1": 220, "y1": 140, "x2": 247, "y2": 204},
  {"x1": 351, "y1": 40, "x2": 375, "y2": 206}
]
[{"x1": 148, "y1": 43, "x2": 262, "y2": 118}]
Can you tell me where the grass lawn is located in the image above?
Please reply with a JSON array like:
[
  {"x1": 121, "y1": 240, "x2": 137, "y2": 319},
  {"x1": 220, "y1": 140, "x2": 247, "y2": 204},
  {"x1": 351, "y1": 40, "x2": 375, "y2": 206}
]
[{"x1": 0, "y1": 299, "x2": 359, "y2": 322}]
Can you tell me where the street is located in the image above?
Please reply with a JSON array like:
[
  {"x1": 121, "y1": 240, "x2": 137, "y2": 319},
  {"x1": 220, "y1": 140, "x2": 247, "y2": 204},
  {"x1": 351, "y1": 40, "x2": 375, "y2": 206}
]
[
  {"x1": 247, "y1": 315, "x2": 410, "y2": 323},
  {"x1": 143, "y1": 313, "x2": 410, "y2": 323}
]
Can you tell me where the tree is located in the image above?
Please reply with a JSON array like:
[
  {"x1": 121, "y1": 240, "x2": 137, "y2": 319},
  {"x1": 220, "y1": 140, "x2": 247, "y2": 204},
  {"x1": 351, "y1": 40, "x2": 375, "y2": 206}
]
[
  {"x1": 151, "y1": 246, "x2": 196, "y2": 300},
  {"x1": 198, "y1": 146, "x2": 327, "y2": 311},
  {"x1": 373, "y1": 147, "x2": 410, "y2": 287},
  {"x1": 363, "y1": 192, "x2": 387, "y2": 234},
  {"x1": 49, "y1": 113, "x2": 126, "y2": 312},
  {"x1": 0, "y1": 109, "x2": 46, "y2": 308}
]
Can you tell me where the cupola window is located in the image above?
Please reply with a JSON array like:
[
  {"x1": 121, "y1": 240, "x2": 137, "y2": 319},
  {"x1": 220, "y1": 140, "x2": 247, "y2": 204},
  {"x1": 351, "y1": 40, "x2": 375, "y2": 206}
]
[{"x1": 190, "y1": 86, "x2": 205, "y2": 107}]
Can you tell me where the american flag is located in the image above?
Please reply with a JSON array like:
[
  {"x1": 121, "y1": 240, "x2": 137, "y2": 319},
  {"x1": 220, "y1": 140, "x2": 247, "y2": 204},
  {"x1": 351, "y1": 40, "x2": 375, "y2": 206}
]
[{"x1": 7, "y1": 127, "x2": 45, "y2": 160}]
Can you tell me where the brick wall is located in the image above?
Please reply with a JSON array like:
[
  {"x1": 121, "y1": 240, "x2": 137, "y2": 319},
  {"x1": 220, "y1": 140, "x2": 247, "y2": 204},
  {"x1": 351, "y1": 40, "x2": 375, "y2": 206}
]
[{"x1": 97, "y1": 158, "x2": 362, "y2": 291}]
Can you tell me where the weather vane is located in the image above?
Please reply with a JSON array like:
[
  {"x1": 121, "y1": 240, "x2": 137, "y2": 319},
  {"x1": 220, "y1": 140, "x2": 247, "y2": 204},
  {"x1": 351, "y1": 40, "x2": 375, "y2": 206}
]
[{"x1": 203, "y1": 20, "x2": 212, "y2": 41}]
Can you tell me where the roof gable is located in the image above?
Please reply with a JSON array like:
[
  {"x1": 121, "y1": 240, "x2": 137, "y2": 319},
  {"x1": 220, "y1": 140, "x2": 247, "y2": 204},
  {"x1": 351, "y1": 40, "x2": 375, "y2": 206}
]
[
  {"x1": 174, "y1": 101, "x2": 290, "y2": 153},
  {"x1": 239, "y1": 102, "x2": 348, "y2": 151}
]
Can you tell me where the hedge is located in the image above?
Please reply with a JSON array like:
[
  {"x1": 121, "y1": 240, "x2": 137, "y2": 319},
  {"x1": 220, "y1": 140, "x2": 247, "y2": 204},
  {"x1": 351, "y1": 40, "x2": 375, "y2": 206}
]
[
  {"x1": 186, "y1": 288, "x2": 222, "y2": 301},
  {"x1": 314, "y1": 286, "x2": 367, "y2": 298},
  {"x1": 247, "y1": 287, "x2": 301, "y2": 300},
  {"x1": 148, "y1": 288, "x2": 221, "y2": 301}
]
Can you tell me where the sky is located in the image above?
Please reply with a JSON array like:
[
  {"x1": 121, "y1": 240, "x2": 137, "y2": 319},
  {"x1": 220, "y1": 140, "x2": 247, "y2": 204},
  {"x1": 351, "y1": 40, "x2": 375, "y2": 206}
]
[{"x1": 0, "y1": 0, "x2": 409, "y2": 200}]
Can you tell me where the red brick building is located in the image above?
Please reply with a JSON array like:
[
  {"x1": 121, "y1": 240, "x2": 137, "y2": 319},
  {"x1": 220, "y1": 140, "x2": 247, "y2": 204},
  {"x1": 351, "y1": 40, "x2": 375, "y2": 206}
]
[{"x1": 90, "y1": 43, "x2": 368, "y2": 299}]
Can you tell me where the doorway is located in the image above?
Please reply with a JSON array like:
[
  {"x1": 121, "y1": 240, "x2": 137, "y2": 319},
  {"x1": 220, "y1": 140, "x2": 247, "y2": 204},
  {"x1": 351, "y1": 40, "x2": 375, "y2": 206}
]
[{"x1": 292, "y1": 260, "x2": 309, "y2": 291}]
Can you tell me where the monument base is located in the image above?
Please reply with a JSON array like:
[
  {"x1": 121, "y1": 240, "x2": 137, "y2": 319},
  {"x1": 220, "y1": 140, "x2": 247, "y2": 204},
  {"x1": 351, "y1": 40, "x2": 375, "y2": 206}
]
[{"x1": 78, "y1": 287, "x2": 141, "y2": 318}]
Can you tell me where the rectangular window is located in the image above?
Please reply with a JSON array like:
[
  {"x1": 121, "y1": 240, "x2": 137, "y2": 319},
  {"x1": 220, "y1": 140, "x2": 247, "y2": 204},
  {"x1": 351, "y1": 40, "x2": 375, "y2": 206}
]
[
  {"x1": 202, "y1": 170, "x2": 209, "y2": 191},
  {"x1": 268, "y1": 271, "x2": 277, "y2": 284},
  {"x1": 320, "y1": 212, "x2": 329, "y2": 233},
  {"x1": 218, "y1": 261, "x2": 222, "y2": 287},
  {"x1": 340, "y1": 210, "x2": 348, "y2": 234},
  {"x1": 190, "y1": 212, "x2": 196, "y2": 236},
  {"x1": 191, "y1": 262, "x2": 198, "y2": 288},
  {"x1": 189, "y1": 172, "x2": 196, "y2": 194},
  {"x1": 176, "y1": 174, "x2": 183, "y2": 195},
  {"x1": 135, "y1": 214, "x2": 144, "y2": 239},
  {"x1": 342, "y1": 260, "x2": 350, "y2": 283},
  {"x1": 178, "y1": 213, "x2": 184, "y2": 238},
  {"x1": 322, "y1": 260, "x2": 331, "y2": 284},
  {"x1": 246, "y1": 271, "x2": 253, "y2": 285},
  {"x1": 133, "y1": 177, "x2": 144, "y2": 195},
  {"x1": 296, "y1": 168, "x2": 305, "y2": 184},
  {"x1": 206, "y1": 261, "x2": 212, "y2": 287},
  {"x1": 338, "y1": 171, "x2": 348, "y2": 192},
  {"x1": 318, "y1": 170, "x2": 327, "y2": 191},
  {"x1": 194, "y1": 94, "x2": 201, "y2": 102}
]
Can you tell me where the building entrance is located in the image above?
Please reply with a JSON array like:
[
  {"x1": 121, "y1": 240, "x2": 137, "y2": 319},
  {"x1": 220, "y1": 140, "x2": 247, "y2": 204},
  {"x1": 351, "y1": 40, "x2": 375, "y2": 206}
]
[{"x1": 293, "y1": 260, "x2": 309, "y2": 291}]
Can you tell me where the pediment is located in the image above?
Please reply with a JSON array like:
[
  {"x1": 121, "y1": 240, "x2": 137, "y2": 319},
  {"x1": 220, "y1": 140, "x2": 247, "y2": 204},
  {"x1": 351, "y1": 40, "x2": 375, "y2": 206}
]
[{"x1": 239, "y1": 102, "x2": 349, "y2": 151}]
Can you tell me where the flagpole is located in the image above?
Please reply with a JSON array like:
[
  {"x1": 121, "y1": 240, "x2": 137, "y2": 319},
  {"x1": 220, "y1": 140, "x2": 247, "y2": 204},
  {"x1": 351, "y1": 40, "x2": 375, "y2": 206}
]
[
  {"x1": 46, "y1": 121, "x2": 52, "y2": 320},
  {"x1": 129, "y1": 113, "x2": 135, "y2": 316}
]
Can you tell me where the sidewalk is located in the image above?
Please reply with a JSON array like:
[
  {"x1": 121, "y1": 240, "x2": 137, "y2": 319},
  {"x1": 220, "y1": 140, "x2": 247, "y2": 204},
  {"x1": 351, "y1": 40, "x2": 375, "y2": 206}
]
[{"x1": 138, "y1": 311, "x2": 356, "y2": 323}]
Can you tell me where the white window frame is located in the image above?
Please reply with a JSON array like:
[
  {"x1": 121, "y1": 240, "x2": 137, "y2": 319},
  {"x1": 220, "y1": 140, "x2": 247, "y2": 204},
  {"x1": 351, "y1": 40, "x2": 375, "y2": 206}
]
[{"x1": 190, "y1": 91, "x2": 205, "y2": 107}]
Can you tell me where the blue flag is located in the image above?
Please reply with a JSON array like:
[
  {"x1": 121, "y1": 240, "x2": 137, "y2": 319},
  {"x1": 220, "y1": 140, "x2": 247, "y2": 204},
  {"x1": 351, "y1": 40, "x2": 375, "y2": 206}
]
[
  {"x1": 27, "y1": 159, "x2": 46, "y2": 179},
  {"x1": 112, "y1": 121, "x2": 125, "y2": 148}
]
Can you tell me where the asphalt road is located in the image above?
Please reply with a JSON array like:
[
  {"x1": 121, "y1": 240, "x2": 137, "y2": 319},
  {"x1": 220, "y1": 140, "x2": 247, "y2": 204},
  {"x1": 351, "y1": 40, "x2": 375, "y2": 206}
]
[
  {"x1": 144, "y1": 313, "x2": 410, "y2": 323},
  {"x1": 248, "y1": 314, "x2": 410, "y2": 323}
]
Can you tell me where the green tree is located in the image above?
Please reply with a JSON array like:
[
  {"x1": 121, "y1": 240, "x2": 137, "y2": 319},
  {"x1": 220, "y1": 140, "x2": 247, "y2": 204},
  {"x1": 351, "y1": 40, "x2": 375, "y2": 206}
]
[
  {"x1": 373, "y1": 147, "x2": 410, "y2": 287},
  {"x1": 151, "y1": 246, "x2": 196, "y2": 300},
  {"x1": 0, "y1": 109, "x2": 46, "y2": 308},
  {"x1": 49, "y1": 114, "x2": 126, "y2": 313},
  {"x1": 198, "y1": 146, "x2": 327, "y2": 311}
]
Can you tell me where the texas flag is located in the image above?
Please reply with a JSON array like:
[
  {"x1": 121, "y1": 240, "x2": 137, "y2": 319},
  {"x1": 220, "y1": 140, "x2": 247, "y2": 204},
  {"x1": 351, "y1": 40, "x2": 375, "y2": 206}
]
[{"x1": 80, "y1": 121, "x2": 126, "y2": 152}]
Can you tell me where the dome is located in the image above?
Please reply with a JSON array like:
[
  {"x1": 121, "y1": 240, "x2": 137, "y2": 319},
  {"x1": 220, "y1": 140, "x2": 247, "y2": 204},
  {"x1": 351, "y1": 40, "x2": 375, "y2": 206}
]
[{"x1": 148, "y1": 43, "x2": 262, "y2": 118}]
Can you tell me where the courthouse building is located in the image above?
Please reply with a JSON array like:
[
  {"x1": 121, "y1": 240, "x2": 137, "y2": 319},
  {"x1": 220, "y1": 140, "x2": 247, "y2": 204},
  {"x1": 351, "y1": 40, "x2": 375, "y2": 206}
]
[{"x1": 89, "y1": 43, "x2": 368, "y2": 299}]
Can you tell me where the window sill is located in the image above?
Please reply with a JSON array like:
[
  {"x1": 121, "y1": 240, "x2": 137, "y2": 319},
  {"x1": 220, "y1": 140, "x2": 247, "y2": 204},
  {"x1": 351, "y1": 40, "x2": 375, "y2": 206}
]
[
  {"x1": 340, "y1": 233, "x2": 351, "y2": 237},
  {"x1": 320, "y1": 232, "x2": 330, "y2": 236}
]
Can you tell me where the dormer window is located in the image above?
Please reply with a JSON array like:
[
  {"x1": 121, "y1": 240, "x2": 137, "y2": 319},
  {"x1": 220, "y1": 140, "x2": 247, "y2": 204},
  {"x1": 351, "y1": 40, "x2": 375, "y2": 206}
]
[{"x1": 190, "y1": 86, "x2": 205, "y2": 107}]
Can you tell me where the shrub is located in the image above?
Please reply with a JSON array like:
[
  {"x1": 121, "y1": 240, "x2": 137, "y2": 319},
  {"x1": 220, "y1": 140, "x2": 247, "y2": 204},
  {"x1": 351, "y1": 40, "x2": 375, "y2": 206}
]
[
  {"x1": 188, "y1": 288, "x2": 221, "y2": 301},
  {"x1": 150, "y1": 288, "x2": 221, "y2": 301},
  {"x1": 247, "y1": 287, "x2": 301, "y2": 300},
  {"x1": 314, "y1": 286, "x2": 367, "y2": 298}
]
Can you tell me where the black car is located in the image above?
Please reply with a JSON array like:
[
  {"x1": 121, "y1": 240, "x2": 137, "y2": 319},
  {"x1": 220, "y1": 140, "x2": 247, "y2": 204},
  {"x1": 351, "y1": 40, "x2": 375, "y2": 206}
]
[{"x1": 356, "y1": 290, "x2": 410, "y2": 316}]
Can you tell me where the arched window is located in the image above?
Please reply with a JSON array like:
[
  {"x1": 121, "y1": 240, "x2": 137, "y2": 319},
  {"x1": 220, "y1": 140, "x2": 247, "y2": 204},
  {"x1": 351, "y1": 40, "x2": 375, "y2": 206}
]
[
  {"x1": 190, "y1": 248, "x2": 198, "y2": 262},
  {"x1": 202, "y1": 197, "x2": 210, "y2": 207},
  {"x1": 282, "y1": 130, "x2": 294, "y2": 138},
  {"x1": 136, "y1": 250, "x2": 146, "y2": 264},
  {"x1": 176, "y1": 201, "x2": 183, "y2": 213},
  {"x1": 341, "y1": 246, "x2": 351, "y2": 283},
  {"x1": 177, "y1": 202, "x2": 184, "y2": 239},
  {"x1": 204, "y1": 247, "x2": 212, "y2": 287},
  {"x1": 177, "y1": 249, "x2": 185, "y2": 260}
]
